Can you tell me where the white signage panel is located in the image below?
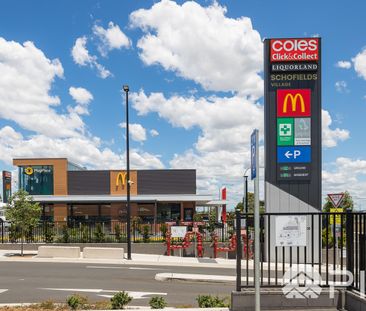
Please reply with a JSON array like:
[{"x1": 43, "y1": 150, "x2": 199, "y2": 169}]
[
  {"x1": 170, "y1": 226, "x2": 187, "y2": 238},
  {"x1": 275, "y1": 215, "x2": 307, "y2": 247}
]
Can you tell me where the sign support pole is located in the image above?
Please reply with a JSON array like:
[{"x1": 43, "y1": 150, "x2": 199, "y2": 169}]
[{"x1": 252, "y1": 129, "x2": 260, "y2": 311}]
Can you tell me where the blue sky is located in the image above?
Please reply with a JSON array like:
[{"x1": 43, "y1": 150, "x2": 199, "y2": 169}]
[{"x1": 1, "y1": 0, "x2": 366, "y2": 209}]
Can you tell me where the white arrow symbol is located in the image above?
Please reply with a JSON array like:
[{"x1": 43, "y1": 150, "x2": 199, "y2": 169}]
[{"x1": 285, "y1": 151, "x2": 293, "y2": 158}]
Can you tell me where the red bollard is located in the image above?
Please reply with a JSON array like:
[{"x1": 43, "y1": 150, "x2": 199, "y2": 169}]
[{"x1": 196, "y1": 232, "x2": 203, "y2": 257}]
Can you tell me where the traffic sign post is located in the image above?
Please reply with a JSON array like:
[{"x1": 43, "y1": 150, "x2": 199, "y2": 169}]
[
  {"x1": 251, "y1": 129, "x2": 260, "y2": 311},
  {"x1": 328, "y1": 193, "x2": 345, "y2": 208}
]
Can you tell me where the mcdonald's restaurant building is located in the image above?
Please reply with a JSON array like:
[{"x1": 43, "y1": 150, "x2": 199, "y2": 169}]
[{"x1": 13, "y1": 158, "x2": 213, "y2": 224}]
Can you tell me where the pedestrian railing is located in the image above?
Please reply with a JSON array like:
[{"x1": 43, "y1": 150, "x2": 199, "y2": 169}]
[
  {"x1": 235, "y1": 210, "x2": 366, "y2": 294},
  {"x1": 0, "y1": 220, "x2": 234, "y2": 244}
]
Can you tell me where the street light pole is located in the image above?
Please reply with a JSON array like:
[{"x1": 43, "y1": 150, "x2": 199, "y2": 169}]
[{"x1": 123, "y1": 85, "x2": 131, "y2": 260}]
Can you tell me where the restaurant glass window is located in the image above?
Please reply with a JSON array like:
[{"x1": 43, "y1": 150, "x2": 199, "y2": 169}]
[
  {"x1": 157, "y1": 203, "x2": 181, "y2": 223},
  {"x1": 138, "y1": 204, "x2": 155, "y2": 223},
  {"x1": 184, "y1": 208, "x2": 193, "y2": 221},
  {"x1": 41, "y1": 204, "x2": 54, "y2": 222},
  {"x1": 19, "y1": 166, "x2": 54, "y2": 195},
  {"x1": 68, "y1": 204, "x2": 111, "y2": 223}
]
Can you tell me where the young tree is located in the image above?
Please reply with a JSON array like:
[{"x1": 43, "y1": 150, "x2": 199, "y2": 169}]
[{"x1": 5, "y1": 190, "x2": 42, "y2": 256}]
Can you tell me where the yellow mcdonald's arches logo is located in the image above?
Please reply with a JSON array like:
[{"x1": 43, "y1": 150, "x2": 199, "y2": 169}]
[
  {"x1": 283, "y1": 93, "x2": 305, "y2": 113},
  {"x1": 24, "y1": 167, "x2": 34, "y2": 175},
  {"x1": 116, "y1": 172, "x2": 127, "y2": 187}
]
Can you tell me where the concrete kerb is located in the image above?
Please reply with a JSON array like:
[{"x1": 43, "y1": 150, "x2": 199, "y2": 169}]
[
  {"x1": 37, "y1": 246, "x2": 80, "y2": 258},
  {"x1": 83, "y1": 247, "x2": 124, "y2": 259}
]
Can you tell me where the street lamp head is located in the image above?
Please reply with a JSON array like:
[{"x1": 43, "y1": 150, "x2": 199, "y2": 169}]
[{"x1": 123, "y1": 85, "x2": 129, "y2": 92}]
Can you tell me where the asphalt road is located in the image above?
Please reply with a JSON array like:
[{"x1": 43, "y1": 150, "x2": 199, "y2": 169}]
[{"x1": 0, "y1": 262, "x2": 235, "y2": 307}]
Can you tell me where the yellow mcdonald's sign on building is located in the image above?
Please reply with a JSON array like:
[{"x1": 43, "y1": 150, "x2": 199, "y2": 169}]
[
  {"x1": 283, "y1": 93, "x2": 305, "y2": 113},
  {"x1": 116, "y1": 172, "x2": 127, "y2": 187},
  {"x1": 277, "y1": 89, "x2": 311, "y2": 117}
]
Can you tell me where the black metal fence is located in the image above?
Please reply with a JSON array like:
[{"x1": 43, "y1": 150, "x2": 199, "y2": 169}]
[
  {"x1": 235, "y1": 210, "x2": 366, "y2": 294},
  {"x1": 0, "y1": 219, "x2": 234, "y2": 244}
]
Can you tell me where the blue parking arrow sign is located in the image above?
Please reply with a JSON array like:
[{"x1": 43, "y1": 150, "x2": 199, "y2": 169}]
[
  {"x1": 277, "y1": 146, "x2": 311, "y2": 163},
  {"x1": 251, "y1": 130, "x2": 258, "y2": 180}
]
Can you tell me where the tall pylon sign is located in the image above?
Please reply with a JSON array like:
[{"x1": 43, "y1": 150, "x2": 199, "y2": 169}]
[{"x1": 264, "y1": 38, "x2": 321, "y2": 212}]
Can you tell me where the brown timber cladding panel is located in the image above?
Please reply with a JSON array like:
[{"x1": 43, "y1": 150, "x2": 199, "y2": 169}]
[
  {"x1": 137, "y1": 170, "x2": 196, "y2": 194},
  {"x1": 110, "y1": 170, "x2": 138, "y2": 195},
  {"x1": 68, "y1": 171, "x2": 110, "y2": 195},
  {"x1": 53, "y1": 203, "x2": 68, "y2": 222},
  {"x1": 13, "y1": 158, "x2": 68, "y2": 195}
]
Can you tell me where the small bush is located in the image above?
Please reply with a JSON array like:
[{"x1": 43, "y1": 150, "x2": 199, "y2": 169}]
[
  {"x1": 62, "y1": 225, "x2": 69, "y2": 243},
  {"x1": 142, "y1": 225, "x2": 150, "y2": 243},
  {"x1": 66, "y1": 294, "x2": 88, "y2": 310},
  {"x1": 114, "y1": 224, "x2": 123, "y2": 243},
  {"x1": 44, "y1": 223, "x2": 55, "y2": 243},
  {"x1": 80, "y1": 224, "x2": 89, "y2": 243},
  {"x1": 110, "y1": 291, "x2": 132, "y2": 309},
  {"x1": 160, "y1": 223, "x2": 168, "y2": 241},
  {"x1": 196, "y1": 294, "x2": 228, "y2": 308},
  {"x1": 149, "y1": 296, "x2": 168, "y2": 309},
  {"x1": 94, "y1": 223, "x2": 105, "y2": 243}
]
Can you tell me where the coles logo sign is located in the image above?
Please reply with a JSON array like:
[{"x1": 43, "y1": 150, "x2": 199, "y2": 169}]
[
  {"x1": 271, "y1": 38, "x2": 318, "y2": 62},
  {"x1": 277, "y1": 89, "x2": 311, "y2": 117}
]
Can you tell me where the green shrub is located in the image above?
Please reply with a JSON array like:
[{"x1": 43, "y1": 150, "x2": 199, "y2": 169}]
[
  {"x1": 62, "y1": 225, "x2": 69, "y2": 243},
  {"x1": 94, "y1": 223, "x2": 105, "y2": 243},
  {"x1": 196, "y1": 295, "x2": 228, "y2": 308},
  {"x1": 80, "y1": 224, "x2": 89, "y2": 243},
  {"x1": 110, "y1": 291, "x2": 132, "y2": 309},
  {"x1": 149, "y1": 296, "x2": 168, "y2": 309},
  {"x1": 142, "y1": 225, "x2": 150, "y2": 243},
  {"x1": 160, "y1": 223, "x2": 168, "y2": 241},
  {"x1": 114, "y1": 224, "x2": 123, "y2": 242},
  {"x1": 44, "y1": 223, "x2": 55, "y2": 243},
  {"x1": 9, "y1": 224, "x2": 21, "y2": 243},
  {"x1": 66, "y1": 294, "x2": 88, "y2": 310},
  {"x1": 25, "y1": 226, "x2": 35, "y2": 243}
]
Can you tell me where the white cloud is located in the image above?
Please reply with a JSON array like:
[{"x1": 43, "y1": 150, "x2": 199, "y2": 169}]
[
  {"x1": 335, "y1": 80, "x2": 349, "y2": 93},
  {"x1": 71, "y1": 36, "x2": 112, "y2": 78},
  {"x1": 130, "y1": 0, "x2": 263, "y2": 97},
  {"x1": 322, "y1": 109, "x2": 350, "y2": 148},
  {"x1": 353, "y1": 48, "x2": 366, "y2": 80},
  {"x1": 69, "y1": 87, "x2": 93, "y2": 104},
  {"x1": 323, "y1": 157, "x2": 366, "y2": 207},
  {"x1": 336, "y1": 61, "x2": 351, "y2": 69},
  {"x1": 150, "y1": 129, "x2": 159, "y2": 137},
  {"x1": 69, "y1": 87, "x2": 93, "y2": 115},
  {"x1": 0, "y1": 37, "x2": 90, "y2": 138},
  {"x1": 0, "y1": 126, "x2": 163, "y2": 170},
  {"x1": 0, "y1": 37, "x2": 163, "y2": 171},
  {"x1": 120, "y1": 122, "x2": 147, "y2": 142},
  {"x1": 93, "y1": 22, "x2": 131, "y2": 57}
]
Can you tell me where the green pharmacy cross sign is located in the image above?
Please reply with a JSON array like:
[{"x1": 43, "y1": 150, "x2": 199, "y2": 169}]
[{"x1": 277, "y1": 118, "x2": 294, "y2": 145}]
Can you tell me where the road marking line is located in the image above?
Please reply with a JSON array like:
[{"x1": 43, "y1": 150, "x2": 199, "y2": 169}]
[
  {"x1": 0, "y1": 289, "x2": 8, "y2": 294},
  {"x1": 98, "y1": 291, "x2": 167, "y2": 300},
  {"x1": 39, "y1": 288, "x2": 167, "y2": 300},
  {"x1": 39, "y1": 288, "x2": 103, "y2": 293},
  {"x1": 86, "y1": 266, "x2": 126, "y2": 269},
  {"x1": 128, "y1": 267, "x2": 167, "y2": 271}
]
